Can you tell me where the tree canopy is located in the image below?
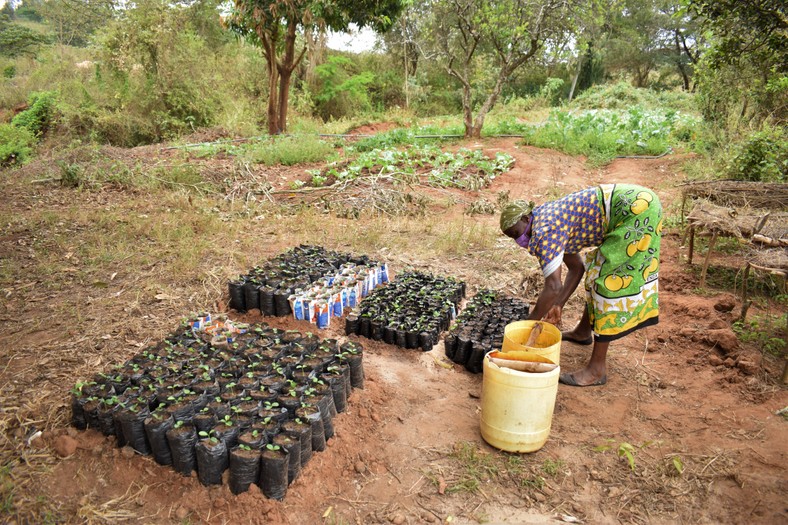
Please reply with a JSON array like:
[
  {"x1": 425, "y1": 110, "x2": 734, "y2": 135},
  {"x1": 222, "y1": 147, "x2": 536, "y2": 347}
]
[
  {"x1": 0, "y1": 14, "x2": 49, "y2": 57},
  {"x1": 226, "y1": 0, "x2": 404, "y2": 133},
  {"x1": 425, "y1": 0, "x2": 577, "y2": 137}
]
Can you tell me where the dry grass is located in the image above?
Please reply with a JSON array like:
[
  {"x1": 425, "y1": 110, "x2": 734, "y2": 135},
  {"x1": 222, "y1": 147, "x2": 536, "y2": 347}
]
[
  {"x1": 0, "y1": 146, "x2": 537, "y2": 522},
  {"x1": 2, "y1": 142, "x2": 778, "y2": 524},
  {"x1": 76, "y1": 483, "x2": 150, "y2": 523}
]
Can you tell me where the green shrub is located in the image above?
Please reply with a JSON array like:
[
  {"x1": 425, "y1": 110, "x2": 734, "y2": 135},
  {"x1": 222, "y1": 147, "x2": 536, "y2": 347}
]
[
  {"x1": 0, "y1": 123, "x2": 35, "y2": 166},
  {"x1": 11, "y1": 90, "x2": 56, "y2": 137},
  {"x1": 313, "y1": 56, "x2": 375, "y2": 121},
  {"x1": 727, "y1": 127, "x2": 788, "y2": 182},
  {"x1": 733, "y1": 313, "x2": 787, "y2": 359},
  {"x1": 520, "y1": 106, "x2": 700, "y2": 165},
  {"x1": 57, "y1": 161, "x2": 83, "y2": 188},
  {"x1": 337, "y1": 129, "x2": 398, "y2": 153},
  {"x1": 245, "y1": 135, "x2": 335, "y2": 165},
  {"x1": 539, "y1": 78, "x2": 565, "y2": 107},
  {"x1": 572, "y1": 82, "x2": 697, "y2": 113},
  {"x1": 59, "y1": 103, "x2": 160, "y2": 147}
]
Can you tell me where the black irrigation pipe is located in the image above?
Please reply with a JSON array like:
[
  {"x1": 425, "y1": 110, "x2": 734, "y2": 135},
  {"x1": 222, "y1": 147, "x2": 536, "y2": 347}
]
[{"x1": 615, "y1": 148, "x2": 673, "y2": 159}]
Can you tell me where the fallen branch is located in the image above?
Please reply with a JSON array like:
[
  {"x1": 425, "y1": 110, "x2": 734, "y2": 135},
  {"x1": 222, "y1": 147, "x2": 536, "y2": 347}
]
[{"x1": 751, "y1": 234, "x2": 788, "y2": 248}]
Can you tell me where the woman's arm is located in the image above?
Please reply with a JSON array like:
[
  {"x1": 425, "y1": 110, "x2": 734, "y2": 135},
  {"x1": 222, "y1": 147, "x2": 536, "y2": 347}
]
[
  {"x1": 529, "y1": 269, "x2": 562, "y2": 321},
  {"x1": 554, "y1": 253, "x2": 585, "y2": 308},
  {"x1": 528, "y1": 253, "x2": 585, "y2": 322}
]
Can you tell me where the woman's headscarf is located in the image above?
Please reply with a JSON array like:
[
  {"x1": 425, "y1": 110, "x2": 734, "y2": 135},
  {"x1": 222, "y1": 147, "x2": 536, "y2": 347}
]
[{"x1": 499, "y1": 200, "x2": 535, "y2": 231}]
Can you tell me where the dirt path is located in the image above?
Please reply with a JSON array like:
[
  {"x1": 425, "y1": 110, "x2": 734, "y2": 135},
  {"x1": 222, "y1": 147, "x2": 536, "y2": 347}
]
[{"x1": 1, "y1": 142, "x2": 785, "y2": 524}]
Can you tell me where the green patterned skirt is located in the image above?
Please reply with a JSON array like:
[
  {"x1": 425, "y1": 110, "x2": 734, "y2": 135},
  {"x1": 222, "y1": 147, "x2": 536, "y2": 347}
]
[{"x1": 584, "y1": 184, "x2": 662, "y2": 342}]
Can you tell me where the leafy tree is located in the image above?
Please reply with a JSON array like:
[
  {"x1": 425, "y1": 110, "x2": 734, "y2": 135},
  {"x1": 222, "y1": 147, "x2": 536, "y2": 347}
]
[
  {"x1": 0, "y1": 14, "x2": 48, "y2": 57},
  {"x1": 378, "y1": 1, "x2": 427, "y2": 108},
  {"x1": 425, "y1": 0, "x2": 576, "y2": 138},
  {"x1": 688, "y1": 0, "x2": 787, "y2": 127},
  {"x1": 36, "y1": 0, "x2": 116, "y2": 47},
  {"x1": 665, "y1": 3, "x2": 702, "y2": 91},
  {"x1": 574, "y1": 0, "x2": 701, "y2": 93},
  {"x1": 96, "y1": 0, "x2": 229, "y2": 139},
  {"x1": 225, "y1": 0, "x2": 404, "y2": 135},
  {"x1": 564, "y1": 0, "x2": 617, "y2": 102},
  {"x1": 313, "y1": 55, "x2": 375, "y2": 119},
  {"x1": 604, "y1": 0, "x2": 674, "y2": 88}
]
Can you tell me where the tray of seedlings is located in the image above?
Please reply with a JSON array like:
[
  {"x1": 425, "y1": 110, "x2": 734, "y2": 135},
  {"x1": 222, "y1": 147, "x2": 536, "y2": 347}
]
[
  {"x1": 345, "y1": 270, "x2": 465, "y2": 351},
  {"x1": 227, "y1": 245, "x2": 388, "y2": 329},
  {"x1": 69, "y1": 314, "x2": 364, "y2": 499},
  {"x1": 444, "y1": 289, "x2": 530, "y2": 373}
]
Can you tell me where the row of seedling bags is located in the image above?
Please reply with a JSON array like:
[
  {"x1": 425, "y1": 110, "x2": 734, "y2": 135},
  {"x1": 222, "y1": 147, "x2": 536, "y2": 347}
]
[
  {"x1": 444, "y1": 289, "x2": 531, "y2": 373},
  {"x1": 342, "y1": 274, "x2": 532, "y2": 375},
  {"x1": 224, "y1": 246, "x2": 531, "y2": 369},
  {"x1": 228, "y1": 244, "x2": 388, "y2": 328},
  {"x1": 344, "y1": 270, "x2": 465, "y2": 352},
  {"x1": 227, "y1": 245, "x2": 530, "y2": 369},
  {"x1": 71, "y1": 316, "x2": 364, "y2": 499}
]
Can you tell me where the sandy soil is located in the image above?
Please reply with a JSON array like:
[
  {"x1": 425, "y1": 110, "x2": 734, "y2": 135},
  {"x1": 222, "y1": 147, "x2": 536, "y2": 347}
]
[{"x1": 1, "y1": 136, "x2": 786, "y2": 525}]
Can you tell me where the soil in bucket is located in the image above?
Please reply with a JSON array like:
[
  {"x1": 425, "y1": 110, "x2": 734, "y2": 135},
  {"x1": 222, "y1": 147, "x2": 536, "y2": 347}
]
[
  {"x1": 480, "y1": 351, "x2": 559, "y2": 453},
  {"x1": 501, "y1": 320, "x2": 561, "y2": 365}
]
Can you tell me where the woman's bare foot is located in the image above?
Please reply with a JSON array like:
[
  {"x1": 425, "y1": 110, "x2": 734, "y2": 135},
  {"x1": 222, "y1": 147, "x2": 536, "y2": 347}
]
[
  {"x1": 559, "y1": 367, "x2": 607, "y2": 387},
  {"x1": 561, "y1": 328, "x2": 593, "y2": 345}
]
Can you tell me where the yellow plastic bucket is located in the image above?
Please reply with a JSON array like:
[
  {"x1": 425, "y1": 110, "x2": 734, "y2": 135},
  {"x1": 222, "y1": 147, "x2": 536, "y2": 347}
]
[
  {"x1": 502, "y1": 321, "x2": 561, "y2": 365},
  {"x1": 480, "y1": 352, "x2": 559, "y2": 453}
]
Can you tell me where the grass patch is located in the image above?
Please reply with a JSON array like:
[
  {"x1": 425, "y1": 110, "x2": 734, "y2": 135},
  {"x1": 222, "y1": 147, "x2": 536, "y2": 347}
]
[
  {"x1": 427, "y1": 441, "x2": 567, "y2": 496},
  {"x1": 244, "y1": 135, "x2": 336, "y2": 165},
  {"x1": 149, "y1": 164, "x2": 215, "y2": 194},
  {"x1": 446, "y1": 442, "x2": 499, "y2": 493},
  {"x1": 0, "y1": 464, "x2": 15, "y2": 515},
  {"x1": 541, "y1": 458, "x2": 566, "y2": 477},
  {"x1": 733, "y1": 313, "x2": 787, "y2": 358}
]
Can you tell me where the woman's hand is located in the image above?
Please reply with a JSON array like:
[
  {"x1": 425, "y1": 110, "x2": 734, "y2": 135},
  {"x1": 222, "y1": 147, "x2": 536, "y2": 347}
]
[{"x1": 543, "y1": 304, "x2": 562, "y2": 326}]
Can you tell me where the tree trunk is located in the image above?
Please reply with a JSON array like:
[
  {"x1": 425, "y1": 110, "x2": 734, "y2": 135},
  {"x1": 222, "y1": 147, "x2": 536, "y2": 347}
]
[
  {"x1": 274, "y1": 22, "x2": 306, "y2": 134},
  {"x1": 304, "y1": 28, "x2": 326, "y2": 88},
  {"x1": 403, "y1": 34, "x2": 409, "y2": 108},
  {"x1": 568, "y1": 52, "x2": 584, "y2": 102},
  {"x1": 675, "y1": 32, "x2": 690, "y2": 91},
  {"x1": 278, "y1": 70, "x2": 293, "y2": 134},
  {"x1": 266, "y1": 55, "x2": 280, "y2": 135},
  {"x1": 258, "y1": 27, "x2": 281, "y2": 136},
  {"x1": 461, "y1": 83, "x2": 474, "y2": 138},
  {"x1": 471, "y1": 67, "x2": 508, "y2": 138}
]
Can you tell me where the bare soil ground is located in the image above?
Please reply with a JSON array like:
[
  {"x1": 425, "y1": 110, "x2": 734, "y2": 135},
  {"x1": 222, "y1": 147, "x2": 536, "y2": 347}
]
[{"x1": 0, "y1": 136, "x2": 785, "y2": 525}]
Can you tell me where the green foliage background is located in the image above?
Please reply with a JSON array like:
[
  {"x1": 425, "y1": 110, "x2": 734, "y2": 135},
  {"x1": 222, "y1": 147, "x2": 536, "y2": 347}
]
[{"x1": 0, "y1": 0, "x2": 784, "y2": 180}]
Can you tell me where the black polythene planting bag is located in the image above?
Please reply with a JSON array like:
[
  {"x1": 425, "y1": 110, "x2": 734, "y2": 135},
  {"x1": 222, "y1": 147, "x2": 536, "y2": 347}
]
[
  {"x1": 229, "y1": 446, "x2": 261, "y2": 495},
  {"x1": 273, "y1": 434, "x2": 301, "y2": 485},
  {"x1": 144, "y1": 413, "x2": 174, "y2": 465},
  {"x1": 166, "y1": 424, "x2": 198, "y2": 476},
  {"x1": 195, "y1": 437, "x2": 229, "y2": 486},
  {"x1": 259, "y1": 446, "x2": 289, "y2": 500},
  {"x1": 281, "y1": 419, "x2": 312, "y2": 467},
  {"x1": 118, "y1": 404, "x2": 151, "y2": 455}
]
